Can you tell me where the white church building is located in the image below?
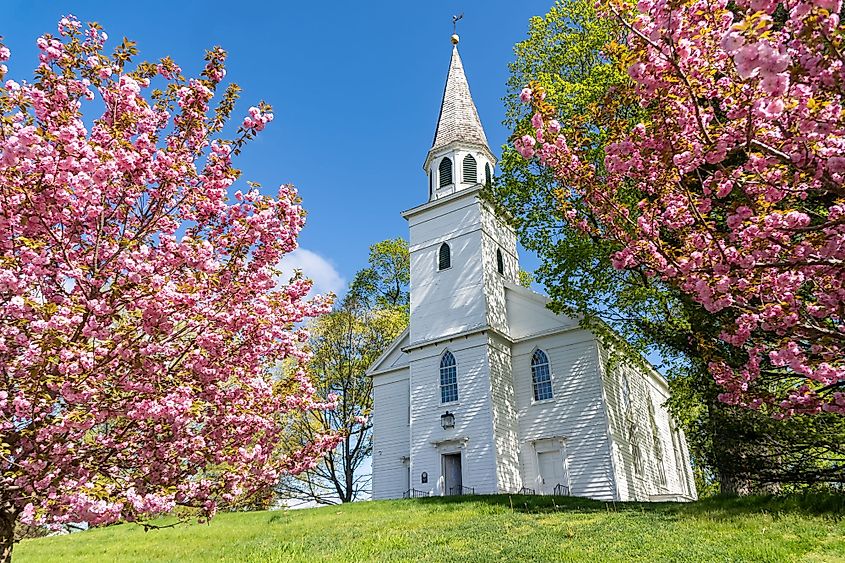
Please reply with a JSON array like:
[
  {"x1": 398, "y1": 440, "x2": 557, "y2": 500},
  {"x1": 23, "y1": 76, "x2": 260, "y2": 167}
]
[{"x1": 368, "y1": 35, "x2": 696, "y2": 502}]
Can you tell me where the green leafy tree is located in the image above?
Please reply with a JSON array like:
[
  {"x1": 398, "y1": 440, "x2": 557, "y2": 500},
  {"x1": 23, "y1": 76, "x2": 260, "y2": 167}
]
[
  {"x1": 278, "y1": 240, "x2": 409, "y2": 504},
  {"x1": 347, "y1": 238, "x2": 410, "y2": 311},
  {"x1": 490, "y1": 0, "x2": 845, "y2": 494}
]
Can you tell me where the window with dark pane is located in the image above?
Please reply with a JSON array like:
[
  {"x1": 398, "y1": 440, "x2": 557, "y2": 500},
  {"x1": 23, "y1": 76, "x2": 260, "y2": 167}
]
[
  {"x1": 429, "y1": 171, "x2": 433, "y2": 198},
  {"x1": 485, "y1": 163, "x2": 492, "y2": 185},
  {"x1": 496, "y1": 248, "x2": 504, "y2": 275},
  {"x1": 440, "y1": 351, "x2": 458, "y2": 403},
  {"x1": 462, "y1": 154, "x2": 477, "y2": 184},
  {"x1": 531, "y1": 349, "x2": 554, "y2": 401},
  {"x1": 438, "y1": 242, "x2": 451, "y2": 270},
  {"x1": 438, "y1": 157, "x2": 453, "y2": 187}
]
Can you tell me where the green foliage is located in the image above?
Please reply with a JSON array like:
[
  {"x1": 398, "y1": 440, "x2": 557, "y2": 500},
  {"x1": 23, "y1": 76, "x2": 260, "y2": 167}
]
[
  {"x1": 347, "y1": 238, "x2": 410, "y2": 311},
  {"x1": 505, "y1": 0, "x2": 629, "y2": 153},
  {"x1": 16, "y1": 494, "x2": 845, "y2": 562},
  {"x1": 278, "y1": 239, "x2": 410, "y2": 504},
  {"x1": 491, "y1": 0, "x2": 845, "y2": 493},
  {"x1": 517, "y1": 269, "x2": 534, "y2": 289}
]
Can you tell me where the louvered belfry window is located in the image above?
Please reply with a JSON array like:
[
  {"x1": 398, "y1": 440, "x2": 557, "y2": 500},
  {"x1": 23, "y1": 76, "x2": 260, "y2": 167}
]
[
  {"x1": 485, "y1": 163, "x2": 492, "y2": 185},
  {"x1": 438, "y1": 243, "x2": 451, "y2": 270},
  {"x1": 439, "y1": 157, "x2": 453, "y2": 187},
  {"x1": 462, "y1": 154, "x2": 477, "y2": 184}
]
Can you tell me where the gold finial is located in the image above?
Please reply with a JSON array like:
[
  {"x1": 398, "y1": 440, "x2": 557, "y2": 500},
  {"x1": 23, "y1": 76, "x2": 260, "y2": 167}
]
[{"x1": 452, "y1": 13, "x2": 463, "y2": 44}]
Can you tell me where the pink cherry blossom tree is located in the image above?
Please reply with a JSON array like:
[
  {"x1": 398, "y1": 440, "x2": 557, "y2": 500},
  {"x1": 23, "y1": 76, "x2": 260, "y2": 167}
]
[
  {"x1": 0, "y1": 16, "x2": 340, "y2": 560},
  {"x1": 517, "y1": 0, "x2": 845, "y2": 417}
]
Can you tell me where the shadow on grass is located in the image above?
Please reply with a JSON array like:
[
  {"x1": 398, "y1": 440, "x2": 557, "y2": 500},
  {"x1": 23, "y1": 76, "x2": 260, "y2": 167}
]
[
  {"x1": 674, "y1": 493, "x2": 845, "y2": 520},
  {"x1": 404, "y1": 492, "x2": 845, "y2": 521}
]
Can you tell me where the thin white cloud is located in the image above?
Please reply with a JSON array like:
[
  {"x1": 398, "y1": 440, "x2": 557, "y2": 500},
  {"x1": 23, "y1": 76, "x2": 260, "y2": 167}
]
[{"x1": 276, "y1": 248, "x2": 346, "y2": 299}]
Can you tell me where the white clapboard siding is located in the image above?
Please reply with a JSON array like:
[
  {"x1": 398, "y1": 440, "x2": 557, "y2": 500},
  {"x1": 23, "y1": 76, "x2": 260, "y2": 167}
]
[
  {"x1": 372, "y1": 369, "x2": 410, "y2": 500},
  {"x1": 407, "y1": 334, "x2": 499, "y2": 495},
  {"x1": 597, "y1": 342, "x2": 697, "y2": 501},
  {"x1": 487, "y1": 335, "x2": 522, "y2": 492},
  {"x1": 480, "y1": 205, "x2": 519, "y2": 337},
  {"x1": 513, "y1": 330, "x2": 617, "y2": 501},
  {"x1": 406, "y1": 193, "x2": 488, "y2": 345},
  {"x1": 504, "y1": 284, "x2": 580, "y2": 341}
]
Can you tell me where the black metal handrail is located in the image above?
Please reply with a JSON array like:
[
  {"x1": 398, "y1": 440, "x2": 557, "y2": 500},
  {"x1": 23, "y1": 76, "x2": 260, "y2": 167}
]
[
  {"x1": 518, "y1": 486, "x2": 536, "y2": 495},
  {"x1": 403, "y1": 488, "x2": 428, "y2": 499},
  {"x1": 553, "y1": 483, "x2": 570, "y2": 496},
  {"x1": 448, "y1": 485, "x2": 475, "y2": 496}
]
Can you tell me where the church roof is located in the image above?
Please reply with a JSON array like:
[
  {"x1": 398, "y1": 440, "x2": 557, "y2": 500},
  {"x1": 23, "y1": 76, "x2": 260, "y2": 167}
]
[{"x1": 428, "y1": 43, "x2": 490, "y2": 160}]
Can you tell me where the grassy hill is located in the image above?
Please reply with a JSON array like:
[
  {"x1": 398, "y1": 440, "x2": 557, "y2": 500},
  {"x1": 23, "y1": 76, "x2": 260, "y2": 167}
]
[{"x1": 15, "y1": 494, "x2": 845, "y2": 562}]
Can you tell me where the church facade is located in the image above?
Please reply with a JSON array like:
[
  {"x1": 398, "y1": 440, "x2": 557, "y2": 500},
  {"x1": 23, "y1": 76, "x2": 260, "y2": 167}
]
[{"x1": 368, "y1": 36, "x2": 697, "y2": 502}]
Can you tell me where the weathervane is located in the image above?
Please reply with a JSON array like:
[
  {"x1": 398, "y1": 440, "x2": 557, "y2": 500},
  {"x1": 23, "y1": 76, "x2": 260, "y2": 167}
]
[
  {"x1": 451, "y1": 13, "x2": 464, "y2": 44},
  {"x1": 452, "y1": 13, "x2": 464, "y2": 34}
]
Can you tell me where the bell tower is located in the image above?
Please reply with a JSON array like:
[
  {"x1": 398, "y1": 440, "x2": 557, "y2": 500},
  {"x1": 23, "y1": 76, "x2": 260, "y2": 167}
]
[
  {"x1": 404, "y1": 33, "x2": 519, "y2": 345},
  {"x1": 400, "y1": 31, "x2": 523, "y2": 498},
  {"x1": 423, "y1": 34, "x2": 497, "y2": 202}
]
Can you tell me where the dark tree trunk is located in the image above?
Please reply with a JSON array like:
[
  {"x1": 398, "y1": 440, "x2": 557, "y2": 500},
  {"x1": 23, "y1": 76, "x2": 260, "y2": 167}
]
[
  {"x1": 0, "y1": 504, "x2": 17, "y2": 563},
  {"x1": 718, "y1": 470, "x2": 753, "y2": 496}
]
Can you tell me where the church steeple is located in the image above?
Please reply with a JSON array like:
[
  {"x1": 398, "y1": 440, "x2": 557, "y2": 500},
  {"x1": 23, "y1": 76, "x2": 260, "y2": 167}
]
[{"x1": 424, "y1": 35, "x2": 496, "y2": 201}]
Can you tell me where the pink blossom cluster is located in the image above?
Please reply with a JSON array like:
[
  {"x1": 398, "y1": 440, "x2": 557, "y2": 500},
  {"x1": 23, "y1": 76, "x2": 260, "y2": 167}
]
[
  {"x1": 517, "y1": 0, "x2": 845, "y2": 416},
  {"x1": 242, "y1": 106, "x2": 273, "y2": 132},
  {"x1": 0, "y1": 17, "x2": 338, "y2": 529}
]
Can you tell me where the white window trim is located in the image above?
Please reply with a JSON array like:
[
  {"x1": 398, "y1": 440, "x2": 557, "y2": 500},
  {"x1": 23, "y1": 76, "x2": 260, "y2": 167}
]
[
  {"x1": 436, "y1": 243, "x2": 452, "y2": 272},
  {"x1": 531, "y1": 398, "x2": 555, "y2": 406},
  {"x1": 439, "y1": 350, "x2": 458, "y2": 405},
  {"x1": 438, "y1": 157, "x2": 454, "y2": 189},
  {"x1": 530, "y1": 348, "x2": 555, "y2": 403}
]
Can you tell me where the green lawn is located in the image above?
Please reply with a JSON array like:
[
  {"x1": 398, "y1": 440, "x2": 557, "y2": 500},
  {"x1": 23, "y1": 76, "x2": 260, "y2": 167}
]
[{"x1": 14, "y1": 494, "x2": 845, "y2": 562}]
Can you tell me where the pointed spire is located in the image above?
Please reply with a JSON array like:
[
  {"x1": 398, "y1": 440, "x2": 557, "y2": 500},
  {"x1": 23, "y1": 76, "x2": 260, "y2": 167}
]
[{"x1": 427, "y1": 40, "x2": 490, "y2": 163}]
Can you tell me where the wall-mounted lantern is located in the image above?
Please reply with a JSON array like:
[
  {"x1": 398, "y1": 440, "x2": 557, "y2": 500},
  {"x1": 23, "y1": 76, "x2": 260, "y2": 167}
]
[{"x1": 441, "y1": 411, "x2": 455, "y2": 429}]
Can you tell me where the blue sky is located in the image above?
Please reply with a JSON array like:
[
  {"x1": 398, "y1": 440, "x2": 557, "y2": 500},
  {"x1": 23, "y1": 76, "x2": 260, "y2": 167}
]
[{"x1": 5, "y1": 0, "x2": 551, "y2": 296}]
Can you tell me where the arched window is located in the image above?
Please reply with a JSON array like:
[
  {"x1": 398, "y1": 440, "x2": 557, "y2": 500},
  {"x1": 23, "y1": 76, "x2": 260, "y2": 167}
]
[
  {"x1": 629, "y1": 421, "x2": 644, "y2": 475},
  {"x1": 531, "y1": 349, "x2": 553, "y2": 401},
  {"x1": 649, "y1": 401, "x2": 667, "y2": 487},
  {"x1": 462, "y1": 154, "x2": 477, "y2": 184},
  {"x1": 440, "y1": 351, "x2": 458, "y2": 403},
  {"x1": 496, "y1": 248, "x2": 504, "y2": 275},
  {"x1": 485, "y1": 163, "x2": 492, "y2": 185},
  {"x1": 438, "y1": 242, "x2": 451, "y2": 271},
  {"x1": 670, "y1": 419, "x2": 689, "y2": 494},
  {"x1": 620, "y1": 372, "x2": 631, "y2": 412},
  {"x1": 439, "y1": 157, "x2": 453, "y2": 187}
]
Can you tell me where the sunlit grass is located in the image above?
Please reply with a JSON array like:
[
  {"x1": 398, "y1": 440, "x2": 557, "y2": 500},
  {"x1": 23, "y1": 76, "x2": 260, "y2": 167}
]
[{"x1": 16, "y1": 494, "x2": 845, "y2": 562}]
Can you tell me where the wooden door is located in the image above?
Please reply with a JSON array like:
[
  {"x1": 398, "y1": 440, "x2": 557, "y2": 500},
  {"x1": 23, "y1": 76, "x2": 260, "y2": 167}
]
[{"x1": 443, "y1": 453, "x2": 462, "y2": 495}]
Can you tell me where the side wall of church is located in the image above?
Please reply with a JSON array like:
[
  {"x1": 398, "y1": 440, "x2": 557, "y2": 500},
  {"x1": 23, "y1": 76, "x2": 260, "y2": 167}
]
[
  {"x1": 407, "y1": 195, "x2": 487, "y2": 345},
  {"x1": 372, "y1": 368, "x2": 411, "y2": 500},
  {"x1": 597, "y1": 342, "x2": 698, "y2": 501},
  {"x1": 512, "y1": 329, "x2": 617, "y2": 500},
  {"x1": 407, "y1": 333, "x2": 499, "y2": 495},
  {"x1": 487, "y1": 334, "x2": 521, "y2": 492}
]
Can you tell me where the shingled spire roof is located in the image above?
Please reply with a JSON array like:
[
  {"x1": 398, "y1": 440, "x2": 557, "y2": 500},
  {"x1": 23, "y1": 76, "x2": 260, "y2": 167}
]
[{"x1": 426, "y1": 43, "x2": 491, "y2": 165}]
